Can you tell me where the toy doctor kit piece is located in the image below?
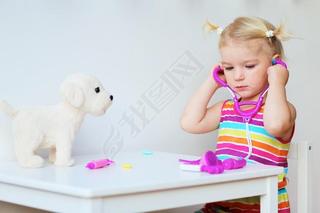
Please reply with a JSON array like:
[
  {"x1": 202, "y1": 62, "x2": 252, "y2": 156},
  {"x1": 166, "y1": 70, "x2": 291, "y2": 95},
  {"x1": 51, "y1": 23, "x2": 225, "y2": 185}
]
[
  {"x1": 86, "y1": 159, "x2": 114, "y2": 169},
  {"x1": 179, "y1": 150, "x2": 246, "y2": 174}
]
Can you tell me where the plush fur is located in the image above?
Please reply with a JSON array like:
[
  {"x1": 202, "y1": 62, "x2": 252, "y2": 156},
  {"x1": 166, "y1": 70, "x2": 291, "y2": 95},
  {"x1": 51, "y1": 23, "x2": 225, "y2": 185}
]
[{"x1": 0, "y1": 73, "x2": 112, "y2": 168}]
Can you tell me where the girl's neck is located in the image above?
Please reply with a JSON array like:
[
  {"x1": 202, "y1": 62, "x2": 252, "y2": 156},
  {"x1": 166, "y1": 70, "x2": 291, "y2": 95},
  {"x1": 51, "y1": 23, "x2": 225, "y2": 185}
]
[
  {"x1": 240, "y1": 86, "x2": 268, "y2": 102},
  {"x1": 238, "y1": 93, "x2": 267, "y2": 110}
]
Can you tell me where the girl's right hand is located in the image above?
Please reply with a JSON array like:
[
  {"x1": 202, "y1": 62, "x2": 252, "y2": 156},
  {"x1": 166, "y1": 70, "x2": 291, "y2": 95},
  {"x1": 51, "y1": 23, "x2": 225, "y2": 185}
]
[
  {"x1": 267, "y1": 63, "x2": 289, "y2": 87},
  {"x1": 180, "y1": 64, "x2": 225, "y2": 134},
  {"x1": 210, "y1": 64, "x2": 226, "y2": 88}
]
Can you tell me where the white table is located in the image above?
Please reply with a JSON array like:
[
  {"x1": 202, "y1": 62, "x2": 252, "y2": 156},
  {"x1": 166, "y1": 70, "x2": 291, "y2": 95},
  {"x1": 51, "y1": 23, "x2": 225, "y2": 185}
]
[{"x1": 0, "y1": 151, "x2": 283, "y2": 213}]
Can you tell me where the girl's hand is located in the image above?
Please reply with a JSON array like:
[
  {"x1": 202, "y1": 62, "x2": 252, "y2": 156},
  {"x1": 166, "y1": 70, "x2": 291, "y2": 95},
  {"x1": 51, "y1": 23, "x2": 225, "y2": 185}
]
[
  {"x1": 210, "y1": 64, "x2": 225, "y2": 88},
  {"x1": 267, "y1": 64, "x2": 289, "y2": 86},
  {"x1": 180, "y1": 64, "x2": 225, "y2": 134}
]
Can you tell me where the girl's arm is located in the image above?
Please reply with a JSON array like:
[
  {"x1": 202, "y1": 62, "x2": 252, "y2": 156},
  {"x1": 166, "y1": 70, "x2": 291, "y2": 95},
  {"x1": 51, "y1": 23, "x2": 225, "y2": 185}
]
[
  {"x1": 180, "y1": 71, "x2": 224, "y2": 134},
  {"x1": 264, "y1": 64, "x2": 296, "y2": 140}
]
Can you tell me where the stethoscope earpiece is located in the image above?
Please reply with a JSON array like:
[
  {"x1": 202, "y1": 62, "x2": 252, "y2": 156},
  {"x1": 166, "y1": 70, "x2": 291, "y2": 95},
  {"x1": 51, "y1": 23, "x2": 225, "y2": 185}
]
[{"x1": 272, "y1": 57, "x2": 288, "y2": 69}]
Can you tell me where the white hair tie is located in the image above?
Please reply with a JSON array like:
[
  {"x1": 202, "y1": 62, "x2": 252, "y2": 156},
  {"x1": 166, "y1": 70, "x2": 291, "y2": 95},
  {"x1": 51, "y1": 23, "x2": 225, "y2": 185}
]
[
  {"x1": 217, "y1": 27, "x2": 223, "y2": 35},
  {"x1": 265, "y1": 30, "x2": 274, "y2": 38}
]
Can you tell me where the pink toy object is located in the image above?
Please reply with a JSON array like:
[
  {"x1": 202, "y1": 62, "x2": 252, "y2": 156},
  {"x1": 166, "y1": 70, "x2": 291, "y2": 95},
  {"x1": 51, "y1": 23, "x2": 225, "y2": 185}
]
[
  {"x1": 222, "y1": 158, "x2": 246, "y2": 170},
  {"x1": 179, "y1": 151, "x2": 246, "y2": 174},
  {"x1": 86, "y1": 159, "x2": 114, "y2": 169}
]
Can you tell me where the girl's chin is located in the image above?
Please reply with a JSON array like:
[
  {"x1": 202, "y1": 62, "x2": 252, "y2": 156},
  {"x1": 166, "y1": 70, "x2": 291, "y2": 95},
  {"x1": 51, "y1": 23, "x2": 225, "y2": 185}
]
[
  {"x1": 236, "y1": 92, "x2": 261, "y2": 101},
  {"x1": 239, "y1": 94, "x2": 259, "y2": 101}
]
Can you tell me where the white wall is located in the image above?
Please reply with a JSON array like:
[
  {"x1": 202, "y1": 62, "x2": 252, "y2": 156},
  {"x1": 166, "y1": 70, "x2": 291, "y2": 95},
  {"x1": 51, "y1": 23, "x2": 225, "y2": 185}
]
[{"x1": 0, "y1": 0, "x2": 318, "y2": 212}]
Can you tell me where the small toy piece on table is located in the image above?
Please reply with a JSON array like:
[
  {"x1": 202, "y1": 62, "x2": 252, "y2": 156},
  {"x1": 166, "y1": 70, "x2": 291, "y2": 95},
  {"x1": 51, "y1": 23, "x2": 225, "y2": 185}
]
[
  {"x1": 86, "y1": 159, "x2": 114, "y2": 170},
  {"x1": 143, "y1": 150, "x2": 153, "y2": 156},
  {"x1": 121, "y1": 163, "x2": 133, "y2": 170}
]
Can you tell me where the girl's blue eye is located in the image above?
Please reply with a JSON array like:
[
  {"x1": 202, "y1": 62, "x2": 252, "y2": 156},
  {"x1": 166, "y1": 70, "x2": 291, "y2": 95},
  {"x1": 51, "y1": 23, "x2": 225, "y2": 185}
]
[{"x1": 245, "y1": 65, "x2": 256, "y2": 69}]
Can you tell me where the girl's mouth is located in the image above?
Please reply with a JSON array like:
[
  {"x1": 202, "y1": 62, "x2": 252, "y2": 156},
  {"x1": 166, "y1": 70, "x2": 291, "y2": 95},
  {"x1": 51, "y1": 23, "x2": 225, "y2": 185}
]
[{"x1": 235, "y1": 86, "x2": 249, "y2": 91}]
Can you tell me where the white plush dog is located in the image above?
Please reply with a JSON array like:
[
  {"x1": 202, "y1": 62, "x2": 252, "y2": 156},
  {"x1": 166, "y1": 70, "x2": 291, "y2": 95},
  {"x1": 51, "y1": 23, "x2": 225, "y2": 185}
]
[{"x1": 0, "y1": 73, "x2": 113, "y2": 168}]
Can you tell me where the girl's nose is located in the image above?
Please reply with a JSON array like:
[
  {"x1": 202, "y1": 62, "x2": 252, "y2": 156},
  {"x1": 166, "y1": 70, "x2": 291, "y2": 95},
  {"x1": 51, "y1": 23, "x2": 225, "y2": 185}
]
[{"x1": 234, "y1": 69, "x2": 245, "y2": 81}]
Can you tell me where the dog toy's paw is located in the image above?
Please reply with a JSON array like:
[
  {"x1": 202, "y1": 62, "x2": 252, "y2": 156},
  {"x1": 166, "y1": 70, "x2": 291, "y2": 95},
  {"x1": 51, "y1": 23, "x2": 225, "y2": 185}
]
[
  {"x1": 67, "y1": 158, "x2": 75, "y2": 166},
  {"x1": 48, "y1": 156, "x2": 55, "y2": 163},
  {"x1": 20, "y1": 155, "x2": 44, "y2": 168},
  {"x1": 54, "y1": 158, "x2": 74, "y2": 167},
  {"x1": 48, "y1": 154, "x2": 56, "y2": 163}
]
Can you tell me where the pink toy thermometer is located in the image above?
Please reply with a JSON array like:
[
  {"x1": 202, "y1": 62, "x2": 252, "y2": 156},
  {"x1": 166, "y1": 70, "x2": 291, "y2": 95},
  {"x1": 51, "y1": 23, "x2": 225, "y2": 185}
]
[{"x1": 86, "y1": 159, "x2": 114, "y2": 169}]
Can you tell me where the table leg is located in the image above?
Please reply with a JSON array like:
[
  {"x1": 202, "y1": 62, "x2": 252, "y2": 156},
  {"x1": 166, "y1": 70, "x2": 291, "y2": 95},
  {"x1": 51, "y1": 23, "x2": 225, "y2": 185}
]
[{"x1": 260, "y1": 176, "x2": 278, "y2": 213}]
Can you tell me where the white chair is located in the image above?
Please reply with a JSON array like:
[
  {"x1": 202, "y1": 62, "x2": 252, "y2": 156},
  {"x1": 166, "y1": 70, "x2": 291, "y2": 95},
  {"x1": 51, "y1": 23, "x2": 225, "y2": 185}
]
[{"x1": 287, "y1": 140, "x2": 312, "y2": 213}]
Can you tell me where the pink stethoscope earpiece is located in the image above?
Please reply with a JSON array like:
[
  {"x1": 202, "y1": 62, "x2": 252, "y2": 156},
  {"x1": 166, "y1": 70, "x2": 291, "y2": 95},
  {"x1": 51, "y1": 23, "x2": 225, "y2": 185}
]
[{"x1": 272, "y1": 57, "x2": 287, "y2": 69}]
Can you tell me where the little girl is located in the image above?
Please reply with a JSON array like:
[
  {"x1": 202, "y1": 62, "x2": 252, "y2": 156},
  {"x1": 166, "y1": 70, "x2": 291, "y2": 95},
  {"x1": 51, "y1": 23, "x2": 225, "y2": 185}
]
[{"x1": 181, "y1": 17, "x2": 296, "y2": 213}]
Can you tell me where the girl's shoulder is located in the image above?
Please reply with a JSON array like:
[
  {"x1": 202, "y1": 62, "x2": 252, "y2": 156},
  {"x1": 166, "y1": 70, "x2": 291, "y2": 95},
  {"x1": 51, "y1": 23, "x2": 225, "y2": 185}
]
[{"x1": 221, "y1": 99, "x2": 234, "y2": 108}]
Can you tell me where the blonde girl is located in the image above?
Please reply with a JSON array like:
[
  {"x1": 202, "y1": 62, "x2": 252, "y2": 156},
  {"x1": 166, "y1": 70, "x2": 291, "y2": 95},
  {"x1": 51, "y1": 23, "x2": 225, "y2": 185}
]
[{"x1": 181, "y1": 17, "x2": 296, "y2": 213}]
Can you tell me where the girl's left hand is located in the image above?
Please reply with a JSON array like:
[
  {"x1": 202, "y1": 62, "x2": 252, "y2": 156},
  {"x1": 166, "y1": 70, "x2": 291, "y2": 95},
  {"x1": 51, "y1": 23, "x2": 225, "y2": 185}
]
[{"x1": 267, "y1": 64, "x2": 289, "y2": 86}]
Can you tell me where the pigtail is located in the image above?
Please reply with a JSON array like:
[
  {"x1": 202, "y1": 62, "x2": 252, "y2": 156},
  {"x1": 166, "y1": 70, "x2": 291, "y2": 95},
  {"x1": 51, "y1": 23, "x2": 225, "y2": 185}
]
[
  {"x1": 205, "y1": 17, "x2": 291, "y2": 59},
  {"x1": 204, "y1": 20, "x2": 223, "y2": 35},
  {"x1": 273, "y1": 23, "x2": 292, "y2": 41}
]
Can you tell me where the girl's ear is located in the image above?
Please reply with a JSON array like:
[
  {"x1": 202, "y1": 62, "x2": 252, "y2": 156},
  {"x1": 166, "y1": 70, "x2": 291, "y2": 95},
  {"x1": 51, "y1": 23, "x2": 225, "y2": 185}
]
[
  {"x1": 272, "y1": 54, "x2": 280, "y2": 59},
  {"x1": 60, "y1": 82, "x2": 84, "y2": 108}
]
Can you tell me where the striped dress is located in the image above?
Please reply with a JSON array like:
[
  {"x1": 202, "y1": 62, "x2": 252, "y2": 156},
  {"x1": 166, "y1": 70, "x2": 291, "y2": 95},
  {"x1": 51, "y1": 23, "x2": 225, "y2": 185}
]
[{"x1": 198, "y1": 100, "x2": 292, "y2": 213}]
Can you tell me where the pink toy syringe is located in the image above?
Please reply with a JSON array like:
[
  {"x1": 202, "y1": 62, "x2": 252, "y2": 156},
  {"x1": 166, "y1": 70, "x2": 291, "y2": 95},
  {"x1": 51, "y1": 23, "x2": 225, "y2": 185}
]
[{"x1": 86, "y1": 159, "x2": 114, "y2": 169}]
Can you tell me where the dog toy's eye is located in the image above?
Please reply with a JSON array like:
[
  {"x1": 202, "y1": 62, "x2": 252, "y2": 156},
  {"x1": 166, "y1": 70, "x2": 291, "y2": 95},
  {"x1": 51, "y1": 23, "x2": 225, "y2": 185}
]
[{"x1": 95, "y1": 87, "x2": 100, "y2": 93}]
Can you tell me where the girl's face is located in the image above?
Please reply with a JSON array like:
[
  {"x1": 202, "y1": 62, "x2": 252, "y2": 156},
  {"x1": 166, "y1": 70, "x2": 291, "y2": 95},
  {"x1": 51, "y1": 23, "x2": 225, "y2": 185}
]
[{"x1": 219, "y1": 39, "x2": 273, "y2": 101}]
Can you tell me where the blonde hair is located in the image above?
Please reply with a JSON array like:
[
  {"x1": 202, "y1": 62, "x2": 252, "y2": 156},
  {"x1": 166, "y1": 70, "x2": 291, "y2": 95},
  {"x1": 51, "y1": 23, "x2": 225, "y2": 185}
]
[{"x1": 206, "y1": 17, "x2": 291, "y2": 58}]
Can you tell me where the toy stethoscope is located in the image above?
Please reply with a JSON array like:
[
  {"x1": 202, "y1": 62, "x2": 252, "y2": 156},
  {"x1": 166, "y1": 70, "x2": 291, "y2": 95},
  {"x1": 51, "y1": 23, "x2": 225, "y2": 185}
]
[
  {"x1": 213, "y1": 56, "x2": 288, "y2": 158},
  {"x1": 179, "y1": 150, "x2": 246, "y2": 174}
]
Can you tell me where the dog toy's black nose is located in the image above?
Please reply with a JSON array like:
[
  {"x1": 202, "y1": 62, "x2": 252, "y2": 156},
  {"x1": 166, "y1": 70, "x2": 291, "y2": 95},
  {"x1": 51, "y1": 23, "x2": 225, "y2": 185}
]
[{"x1": 109, "y1": 95, "x2": 113, "y2": 101}]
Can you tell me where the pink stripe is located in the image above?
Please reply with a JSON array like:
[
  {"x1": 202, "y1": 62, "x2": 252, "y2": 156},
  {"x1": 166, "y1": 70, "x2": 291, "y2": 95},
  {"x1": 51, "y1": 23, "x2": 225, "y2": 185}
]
[
  {"x1": 279, "y1": 208, "x2": 291, "y2": 213},
  {"x1": 249, "y1": 155, "x2": 288, "y2": 167},
  {"x1": 217, "y1": 142, "x2": 248, "y2": 152},
  {"x1": 222, "y1": 109, "x2": 264, "y2": 119},
  {"x1": 253, "y1": 148, "x2": 287, "y2": 163},
  {"x1": 220, "y1": 116, "x2": 264, "y2": 126},
  {"x1": 223, "y1": 113, "x2": 264, "y2": 120},
  {"x1": 216, "y1": 150, "x2": 287, "y2": 167},
  {"x1": 218, "y1": 143, "x2": 287, "y2": 163},
  {"x1": 216, "y1": 149, "x2": 248, "y2": 158}
]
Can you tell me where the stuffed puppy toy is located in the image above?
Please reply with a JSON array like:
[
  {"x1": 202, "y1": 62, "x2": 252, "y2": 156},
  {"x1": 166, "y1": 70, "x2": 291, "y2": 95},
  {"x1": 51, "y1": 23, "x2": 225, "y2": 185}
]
[{"x1": 0, "y1": 73, "x2": 113, "y2": 168}]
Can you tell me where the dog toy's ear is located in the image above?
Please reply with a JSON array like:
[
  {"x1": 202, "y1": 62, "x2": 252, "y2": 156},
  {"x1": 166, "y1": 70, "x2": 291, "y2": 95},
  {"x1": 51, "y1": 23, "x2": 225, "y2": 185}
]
[{"x1": 60, "y1": 82, "x2": 84, "y2": 108}]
